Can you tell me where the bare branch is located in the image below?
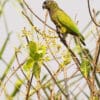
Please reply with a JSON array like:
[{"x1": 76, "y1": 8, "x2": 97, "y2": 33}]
[
  {"x1": 0, "y1": 60, "x2": 26, "y2": 95},
  {"x1": 43, "y1": 63, "x2": 69, "y2": 99},
  {"x1": 87, "y1": 0, "x2": 100, "y2": 27},
  {"x1": 25, "y1": 73, "x2": 34, "y2": 100}
]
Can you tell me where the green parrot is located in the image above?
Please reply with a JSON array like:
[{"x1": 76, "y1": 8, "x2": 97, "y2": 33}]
[{"x1": 42, "y1": 0, "x2": 85, "y2": 45}]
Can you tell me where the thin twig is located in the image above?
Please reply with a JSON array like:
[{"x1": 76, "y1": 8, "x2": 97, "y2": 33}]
[
  {"x1": 25, "y1": 73, "x2": 34, "y2": 100},
  {"x1": 82, "y1": 11, "x2": 100, "y2": 33},
  {"x1": 63, "y1": 67, "x2": 69, "y2": 99},
  {"x1": 91, "y1": 10, "x2": 100, "y2": 98},
  {"x1": 22, "y1": 11, "x2": 34, "y2": 26},
  {"x1": 58, "y1": 32, "x2": 80, "y2": 67},
  {"x1": 0, "y1": 60, "x2": 26, "y2": 95},
  {"x1": 87, "y1": 0, "x2": 100, "y2": 27},
  {"x1": 29, "y1": 68, "x2": 79, "y2": 97},
  {"x1": 43, "y1": 63, "x2": 68, "y2": 99},
  {"x1": 43, "y1": 10, "x2": 48, "y2": 31},
  {"x1": 22, "y1": 21, "x2": 34, "y2": 100},
  {"x1": 57, "y1": 32, "x2": 93, "y2": 94},
  {"x1": 92, "y1": 26, "x2": 100, "y2": 97},
  {"x1": 3, "y1": 13, "x2": 9, "y2": 33}
]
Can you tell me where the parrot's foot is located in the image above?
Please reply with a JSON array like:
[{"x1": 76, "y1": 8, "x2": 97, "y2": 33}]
[
  {"x1": 57, "y1": 32, "x2": 65, "y2": 41},
  {"x1": 56, "y1": 27, "x2": 66, "y2": 44},
  {"x1": 57, "y1": 32, "x2": 67, "y2": 45}
]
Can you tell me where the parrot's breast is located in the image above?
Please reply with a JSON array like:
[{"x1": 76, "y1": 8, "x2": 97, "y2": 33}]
[{"x1": 49, "y1": 10, "x2": 71, "y2": 34}]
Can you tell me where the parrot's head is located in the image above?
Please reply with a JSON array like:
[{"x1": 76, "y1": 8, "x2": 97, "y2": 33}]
[{"x1": 42, "y1": 0, "x2": 58, "y2": 11}]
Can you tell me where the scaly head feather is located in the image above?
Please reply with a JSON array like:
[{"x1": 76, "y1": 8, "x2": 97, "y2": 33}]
[{"x1": 42, "y1": 0, "x2": 59, "y2": 11}]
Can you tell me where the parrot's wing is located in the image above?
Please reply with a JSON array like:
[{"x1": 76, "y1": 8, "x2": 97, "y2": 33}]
[{"x1": 57, "y1": 10, "x2": 80, "y2": 35}]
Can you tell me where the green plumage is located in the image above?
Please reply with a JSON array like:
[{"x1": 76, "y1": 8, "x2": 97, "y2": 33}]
[{"x1": 42, "y1": 0, "x2": 85, "y2": 45}]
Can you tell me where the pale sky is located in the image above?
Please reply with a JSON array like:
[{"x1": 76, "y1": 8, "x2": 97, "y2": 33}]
[{"x1": 0, "y1": 0, "x2": 100, "y2": 99}]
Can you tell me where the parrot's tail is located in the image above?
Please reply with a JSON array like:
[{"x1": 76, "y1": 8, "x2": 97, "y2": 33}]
[{"x1": 79, "y1": 35, "x2": 86, "y2": 46}]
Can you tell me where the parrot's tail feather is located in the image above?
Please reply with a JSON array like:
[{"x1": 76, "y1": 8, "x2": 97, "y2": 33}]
[
  {"x1": 80, "y1": 35, "x2": 85, "y2": 45},
  {"x1": 80, "y1": 39, "x2": 86, "y2": 45}
]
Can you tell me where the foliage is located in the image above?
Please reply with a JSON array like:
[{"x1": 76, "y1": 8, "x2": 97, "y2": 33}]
[
  {"x1": 23, "y1": 41, "x2": 46, "y2": 79},
  {"x1": 0, "y1": 0, "x2": 100, "y2": 100}
]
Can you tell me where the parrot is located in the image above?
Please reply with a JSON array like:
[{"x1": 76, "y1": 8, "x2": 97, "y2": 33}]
[{"x1": 42, "y1": 0, "x2": 85, "y2": 45}]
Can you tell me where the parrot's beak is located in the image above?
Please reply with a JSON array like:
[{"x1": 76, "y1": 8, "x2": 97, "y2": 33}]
[
  {"x1": 42, "y1": 4, "x2": 46, "y2": 9},
  {"x1": 42, "y1": 1, "x2": 46, "y2": 9}
]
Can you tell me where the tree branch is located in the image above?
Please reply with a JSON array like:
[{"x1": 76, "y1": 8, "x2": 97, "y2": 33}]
[
  {"x1": 43, "y1": 63, "x2": 69, "y2": 99},
  {"x1": 87, "y1": 0, "x2": 100, "y2": 27}
]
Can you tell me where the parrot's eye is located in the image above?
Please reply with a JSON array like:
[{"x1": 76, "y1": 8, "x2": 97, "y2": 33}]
[{"x1": 44, "y1": 1, "x2": 47, "y2": 5}]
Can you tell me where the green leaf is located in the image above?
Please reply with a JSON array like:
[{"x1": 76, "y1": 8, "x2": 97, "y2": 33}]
[
  {"x1": 89, "y1": 96, "x2": 99, "y2": 100},
  {"x1": 17, "y1": 0, "x2": 23, "y2": 3},
  {"x1": 83, "y1": 48, "x2": 93, "y2": 60},
  {"x1": 73, "y1": 45, "x2": 82, "y2": 54},
  {"x1": 0, "y1": 33, "x2": 11, "y2": 59},
  {"x1": 28, "y1": 41, "x2": 46, "y2": 61},
  {"x1": 32, "y1": 62, "x2": 41, "y2": 79},
  {"x1": 80, "y1": 59, "x2": 91, "y2": 78},
  {"x1": 0, "y1": 54, "x2": 15, "y2": 82},
  {"x1": 25, "y1": 41, "x2": 46, "y2": 79},
  {"x1": 34, "y1": 45, "x2": 46, "y2": 61},
  {"x1": 38, "y1": 45, "x2": 46, "y2": 58},
  {"x1": 61, "y1": 50, "x2": 71, "y2": 67},
  {"x1": 41, "y1": 74, "x2": 48, "y2": 83},
  {"x1": 29, "y1": 41, "x2": 37, "y2": 59},
  {"x1": 23, "y1": 58, "x2": 34, "y2": 71},
  {"x1": 11, "y1": 80, "x2": 23, "y2": 97},
  {"x1": 0, "y1": 4, "x2": 3, "y2": 16}
]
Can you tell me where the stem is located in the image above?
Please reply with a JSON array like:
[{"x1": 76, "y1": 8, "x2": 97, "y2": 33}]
[
  {"x1": 43, "y1": 63, "x2": 69, "y2": 99},
  {"x1": 87, "y1": 0, "x2": 100, "y2": 27}
]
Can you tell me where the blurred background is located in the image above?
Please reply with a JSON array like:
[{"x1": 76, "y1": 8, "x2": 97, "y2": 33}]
[{"x1": 0, "y1": 0, "x2": 100, "y2": 100}]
